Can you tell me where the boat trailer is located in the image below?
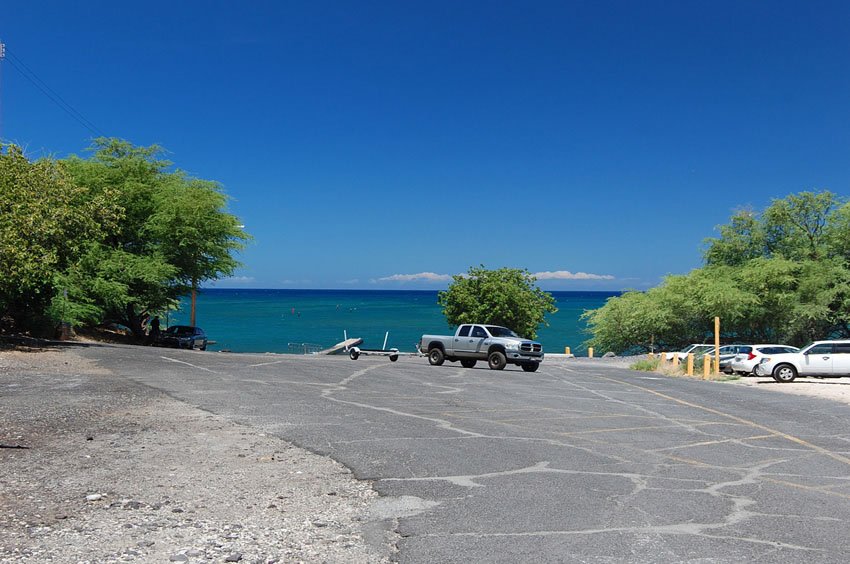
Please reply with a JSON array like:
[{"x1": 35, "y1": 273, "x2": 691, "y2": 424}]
[{"x1": 345, "y1": 331, "x2": 403, "y2": 362}]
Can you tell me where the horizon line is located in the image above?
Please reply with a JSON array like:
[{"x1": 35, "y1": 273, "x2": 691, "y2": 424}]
[{"x1": 200, "y1": 287, "x2": 627, "y2": 292}]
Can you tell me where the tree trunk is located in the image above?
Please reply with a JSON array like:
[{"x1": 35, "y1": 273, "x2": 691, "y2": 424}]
[
  {"x1": 190, "y1": 281, "x2": 197, "y2": 327},
  {"x1": 125, "y1": 304, "x2": 146, "y2": 340}
]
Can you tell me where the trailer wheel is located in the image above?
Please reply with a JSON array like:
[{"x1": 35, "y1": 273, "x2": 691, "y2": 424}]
[
  {"x1": 460, "y1": 359, "x2": 476, "y2": 368},
  {"x1": 389, "y1": 354, "x2": 399, "y2": 362},
  {"x1": 349, "y1": 349, "x2": 360, "y2": 360},
  {"x1": 521, "y1": 363, "x2": 539, "y2": 372},
  {"x1": 428, "y1": 348, "x2": 445, "y2": 366}
]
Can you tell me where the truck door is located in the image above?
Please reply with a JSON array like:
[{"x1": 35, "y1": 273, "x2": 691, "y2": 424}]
[
  {"x1": 802, "y1": 343, "x2": 834, "y2": 375},
  {"x1": 454, "y1": 325, "x2": 487, "y2": 357},
  {"x1": 453, "y1": 325, "x2": 472, "y2": 356}
]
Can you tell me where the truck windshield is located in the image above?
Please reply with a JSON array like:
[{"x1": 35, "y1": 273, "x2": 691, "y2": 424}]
[{"x1": 486, "y1": 326, "x2": 519, "y2": 338}]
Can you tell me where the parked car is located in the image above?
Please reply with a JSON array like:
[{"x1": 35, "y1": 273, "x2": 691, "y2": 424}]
[
  {"x1": 665, "y1": 344, "x2": 712, "y2": 361},
  {"x1": 729, "y1": 344, "x2": 800, "y2": 375},
  {"x1": 157, "y1": 325, "x2": 208, "y2": 350},
  {"x1": 694, "y1": 345, "x2": 750, "y2": 373},
  {"x1": 755, "y1": 340, "x2": 850, "y2": 382}
]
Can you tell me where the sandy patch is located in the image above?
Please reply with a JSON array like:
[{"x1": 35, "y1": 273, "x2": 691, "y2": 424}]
[{"x1": 727, "y1": 374, "x2": 850, "y2": 406}]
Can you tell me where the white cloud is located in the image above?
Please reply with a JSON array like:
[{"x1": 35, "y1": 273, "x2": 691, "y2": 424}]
[
  {"x1": 377, "y1": 272, "x2": 453, "y2": 282},
  {"x1": 213, "y1": 276, "x2": 255, "y2": 284},
  {"x1": 533, "y1": 270, "x2": 615, "y2": 281},
  {"x1": 338, "y1": 278, "x2": 360, "y2": 285}
]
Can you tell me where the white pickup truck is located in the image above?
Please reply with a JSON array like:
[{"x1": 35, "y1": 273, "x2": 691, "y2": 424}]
[{"x1": 418, "y1": 324, "x2": 544, "y2": 372}]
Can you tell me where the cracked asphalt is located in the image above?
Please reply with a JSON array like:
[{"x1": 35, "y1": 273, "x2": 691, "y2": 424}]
[{"x1": 79, "y1": 344, "x2": 850, "y2": 563}]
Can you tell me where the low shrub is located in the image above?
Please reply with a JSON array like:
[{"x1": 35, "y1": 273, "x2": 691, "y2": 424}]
[{"x1": 630, "y1": 358, "x2": 660, "y2": 371}]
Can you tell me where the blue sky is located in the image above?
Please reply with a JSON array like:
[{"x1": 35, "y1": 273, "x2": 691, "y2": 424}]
[{"x1": 3, "y1": 1, "x2": 848, "y2": 290}]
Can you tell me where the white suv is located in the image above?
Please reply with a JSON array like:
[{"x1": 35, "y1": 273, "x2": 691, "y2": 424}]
[
  {"x1": 755, "y1": 340, "x2": 850, "y2": 382},
  {"x1": 730, "y1": 344, "x2": 800, "y2": 375}
]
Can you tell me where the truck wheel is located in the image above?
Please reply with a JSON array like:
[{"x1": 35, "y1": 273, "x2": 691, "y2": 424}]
[
  {"x1": 772, "y1": 364, "x2": 797, "y2": 383},
  {"x1": 428, "y1": 348, "x2": 445, "y2": 366},
  {"x1": 487, "y1": 351, "x2": 506, "y2": 371},
  {"x1": 349, "y1": 349, "x2": 360, "y2": 360},
  {"x1": 460, "y1": 359, "x2": 476, "y2": 369},
  {"x1": 521, "y1": 363, "x2": 539, "y2": 372}
]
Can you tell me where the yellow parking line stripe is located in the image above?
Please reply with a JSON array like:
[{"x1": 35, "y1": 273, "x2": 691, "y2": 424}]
[{"x1": 597, "y1": 375, "x2": 850, "y2": 467}]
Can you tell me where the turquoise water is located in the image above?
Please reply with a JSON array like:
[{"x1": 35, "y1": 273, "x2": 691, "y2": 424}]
[{"x1": 165, "y1": 289, "x2": 618, "y2": 354}]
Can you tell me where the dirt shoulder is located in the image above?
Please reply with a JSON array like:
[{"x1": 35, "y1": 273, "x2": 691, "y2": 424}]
[
  {"x1": 559, "y1": 356, "x2": 850, "y2": 407},
  {"x1": 0, "y1": 347, "x2": 394, "y2": 563},
  {"x1": 726, "y1": 373, "x2": 850, "y2": 405}
]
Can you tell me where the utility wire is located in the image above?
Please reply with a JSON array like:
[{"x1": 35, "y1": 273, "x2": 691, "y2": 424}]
[{"x1": 4, "y1": 48, "x2": 106, "y2": 137}]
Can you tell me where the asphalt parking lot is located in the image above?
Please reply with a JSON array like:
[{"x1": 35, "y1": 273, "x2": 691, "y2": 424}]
[{"x1": 81, "y1": 346, "x2": 850, "y2": 563}]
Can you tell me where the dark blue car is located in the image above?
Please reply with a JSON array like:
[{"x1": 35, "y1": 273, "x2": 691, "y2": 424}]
[{"x1": 157, "y1": 325, "x2": 208, "y2": 350}]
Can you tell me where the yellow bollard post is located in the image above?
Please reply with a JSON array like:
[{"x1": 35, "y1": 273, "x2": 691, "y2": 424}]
[
  {"x1": 687, "y1": 353, "x2": 694, "y2": 376},
  {"x1": 672, "y1": 353, "x2": 680, "y2": 366},
  {"x1": 588, "y1": 347, "x2": 594, "y2": 358},
  {"x1": 659, "y1": 353, "x2": 666, "y2": 365},
  {"x1": 703, "y1": 354, "x2": 711, "y2": 379},
  {"x1": 564, "y1": 346, "x2": 571, "y2": 355},
  {"x1": 714, "y1": 316, "x2": 721, "y2": 374}
]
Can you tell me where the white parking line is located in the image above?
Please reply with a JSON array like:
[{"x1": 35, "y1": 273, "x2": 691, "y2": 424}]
[{"x1": 160, "y1": 356, "x2": 219, "y2": 373}]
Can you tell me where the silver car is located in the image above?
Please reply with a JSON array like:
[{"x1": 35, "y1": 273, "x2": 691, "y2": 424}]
[
  {"x1": 695, "y1": 345, "x2": 751, "y2": 373},
  {"x1": 665, "y1": 344, "x2": 713, "y2": 361},
  {"x1": 730, "y1": 344, "x2": 799, "y2": 375}
]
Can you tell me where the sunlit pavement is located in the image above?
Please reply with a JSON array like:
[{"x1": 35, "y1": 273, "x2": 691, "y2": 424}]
[{"x1": 83, "y1": 345, "x2": 850, "y2": 563}]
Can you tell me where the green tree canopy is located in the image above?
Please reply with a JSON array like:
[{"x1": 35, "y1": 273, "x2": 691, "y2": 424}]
[
  {"x1": 146, "y1": 176, "x2": 249, "y2": 324},
  {"x1": 585, "y1": 191, "x2": 850, "y2": 353},
  {"x1": 59, "y1": 139, "x2": 251, "y2": 336},
  {"x1": 0, "y1": 139, "x2": 250, "y2": 338},
  {"x1": 705, "y1": 191, "x2": 843, "y2": 265},
  {"x1": 0, "y1": 145, "x2": 119, "y2": 330},
  {"x1": 437, "y1": 266, "x2": 558, "y2": 339}
]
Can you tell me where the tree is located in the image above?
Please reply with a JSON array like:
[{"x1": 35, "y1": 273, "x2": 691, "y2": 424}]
[
  {"x1": 60, "y1": 139, "x2": 250, "y2": 337},
  {"x1": 703, "y1": 209, "x2": 765, "y2": 266},
  {"x1": 146, "y1": 177, "x2": 250, "y2": 325},
  {"x1": 585, "y1": 191, "x2": 850, "y2": 353},
  {"x1": 0, "y1": 138, "x2": 249, "y2": 337},
  {"x1": 437, "y1": 266, "x2": 557, "y2": 339},
  {"x1": 0, "y1": 145, "x2": 118, "y2": 331},
  {"x1": 827, "y1": 201, "x2": 850, "y2": 263},
  {"x1": 763, "y1": 191, "x2": 838, "y2": 260},
  {"x1": 705, "y1": 191, "x2": 842, "y2": 264},
  {"x1": 55, "y1": 244, "x2": 180, "y2": 333},
  {"x1": 580, "y1": 290, "x2": 671, "y2": 354}
]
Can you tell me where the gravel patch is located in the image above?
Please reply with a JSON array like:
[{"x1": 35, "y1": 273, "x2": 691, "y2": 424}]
[
  {"x1": 726, "y1": 373, "x2": 850, "y2": 406},
  {"x1": 0, "y1": 348, "x2": 394, "y2": 563},
  {"x1": 548, "y1": 354, "x2": 850, "y2": 406}
]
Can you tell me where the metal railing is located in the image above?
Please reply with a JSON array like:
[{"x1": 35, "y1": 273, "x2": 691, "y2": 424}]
[{"x1": 287, "y1": 342, "x2": 324, "y2": 355}]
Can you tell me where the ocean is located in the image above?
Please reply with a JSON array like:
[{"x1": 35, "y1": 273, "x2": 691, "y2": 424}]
[{"x1": 165, "y1": 289, "x2": 618, "y2": 355}]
